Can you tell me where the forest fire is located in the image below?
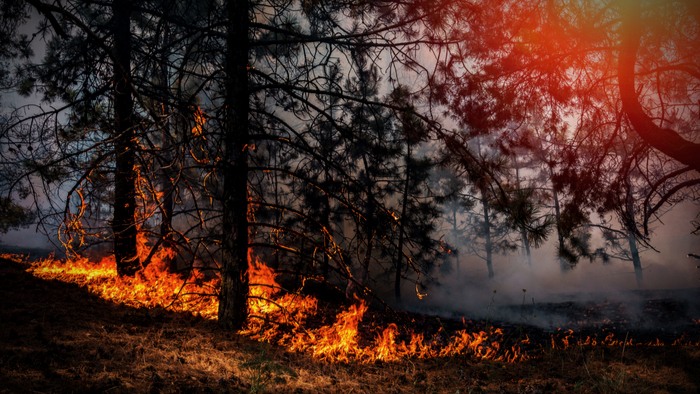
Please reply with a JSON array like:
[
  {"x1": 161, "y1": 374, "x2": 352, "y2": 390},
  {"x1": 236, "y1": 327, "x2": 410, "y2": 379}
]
[
  {"x1": 7, "y1": 249, "x2": 536, "y2": 364},
  {"x1": 2, "y1": 249, "x2": 700, "y2": 373},
  {"x1": 23, "y1": 251, "x2": 219, "y2": 320},
  {"x1": 2, "y1": 0, "x2": 700, "y2": 391}
]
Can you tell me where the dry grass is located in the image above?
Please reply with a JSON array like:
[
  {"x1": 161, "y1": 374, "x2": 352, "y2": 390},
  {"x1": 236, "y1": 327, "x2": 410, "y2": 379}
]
[{"x1": 1, "y1": 256, "x2": 699, "y2": 394}]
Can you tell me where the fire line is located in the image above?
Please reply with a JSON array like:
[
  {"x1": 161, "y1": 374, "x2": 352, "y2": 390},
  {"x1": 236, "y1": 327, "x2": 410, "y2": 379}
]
[{"x1": 3, "y1": 252, "x2": 697, "y2": 364}]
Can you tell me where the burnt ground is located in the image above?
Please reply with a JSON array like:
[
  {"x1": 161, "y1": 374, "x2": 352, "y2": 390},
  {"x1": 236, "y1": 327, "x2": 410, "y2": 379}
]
[
  {"x1": 493, "y1": 288, "x2": 700, "y2": 344},
  {"x1": 1, "y1": 255, "x2": 700, "y2": 394}
]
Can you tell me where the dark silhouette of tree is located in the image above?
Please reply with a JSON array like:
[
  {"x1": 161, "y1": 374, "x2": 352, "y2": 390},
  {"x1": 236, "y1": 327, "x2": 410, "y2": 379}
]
[
  {"x1": 500, "y1": 187, "x2": 553, "y2": 267},
  {"x1": 0, "y1": 0, "x2": 145, "y2": 274},
  {"x1": 1, "y1": 0, "x2": 215, "y2": 273},
  {"x1": 207, "y1": 0, "x2": 468, "y2": 328},
  {"x1": 490, "y1": 132, "x2": 554, "y2": 268},
  {"x1": 431, "y1": 167, "x2": 472, "y2": 278},
  {"x1": 444, "y1": 134, "x2": 517, "y2": 279},
  {"x1": 592, "y1": 220, "x2": 647, "y2": 288},
  {"x1": 110, "y1": 0, "x2": 139, "y2": 275},
  {"x1": 618, "y1": 1, "x2": 700, "y2": 173},
  {"x1": 385, "y1": 86, "x2": 445, "y2": 302},
  {"x1": 0, "y1": 197, "x2": 34, "y2": 238},
  {"x1": 434, "y1": 0, "x2": 700, "y2": 241},
  {"x1": 4, "y1": 0, "x2": 471, "y2": 330}
]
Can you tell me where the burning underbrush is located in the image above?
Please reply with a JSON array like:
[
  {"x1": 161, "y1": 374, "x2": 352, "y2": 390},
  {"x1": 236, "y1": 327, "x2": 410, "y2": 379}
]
[
  {"x1": 2, "y1": 253, "x2": 700, "y2": 393},
  {"x1": 3, "y1": 250, "x2": 700, "y2": 368},
  {"x1": 6, "y1": 252, "x2": 531, "y2": 364}
]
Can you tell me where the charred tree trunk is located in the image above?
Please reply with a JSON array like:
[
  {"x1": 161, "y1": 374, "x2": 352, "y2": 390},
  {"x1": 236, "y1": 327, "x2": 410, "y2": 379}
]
[
  {"x1": 359, "y1": 167, "x2": 374, "y2": 293},
  {"x1": 218, "y1": 0, "x2": 250, "y2": 331},
  {"x1": 321, "y1": 166, "x2": 331, "y2": 280},
  {"x1": 158, "y1": 21, "x2": 176, "y2": 272},
  {"x1": 395, "y1": 144, "x2": 411, "y2": 302},
  {"x1": 112, "y1": 1, "x2": 139, "y2": 276},
  {"x1": 159, "y1": 132, "x2": 175, "y2": 272},
  {"x1": 271, "y1": 153, "x2": 280, "y2": 270},
  {"x1": 453, "y1": 209, "x2": 460, "y2": 277}
]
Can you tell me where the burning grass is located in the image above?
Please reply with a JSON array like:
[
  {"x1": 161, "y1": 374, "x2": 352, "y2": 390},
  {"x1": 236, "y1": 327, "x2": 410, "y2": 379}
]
[
  {"x1": 10, "y1": 252, "x2": 531, "y2": 364},
  {"x1": 2, "y1": 253, "x2": 700, "y2": 393}
]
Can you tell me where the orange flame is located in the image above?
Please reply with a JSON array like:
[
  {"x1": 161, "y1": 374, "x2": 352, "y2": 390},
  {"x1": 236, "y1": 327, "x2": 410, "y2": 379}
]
[
  {"x1": 26, "y1": 254, "x2": 218, "y2": 318},
  {"x1": 14, "y1": 251, "x2": 698, "y2": 364},
  {"x1": 18, "y1": 251, "x2": 534, "y2": 363},
  {"x1": 191, "y1": 107, "x2": 207, "y2": 137}
]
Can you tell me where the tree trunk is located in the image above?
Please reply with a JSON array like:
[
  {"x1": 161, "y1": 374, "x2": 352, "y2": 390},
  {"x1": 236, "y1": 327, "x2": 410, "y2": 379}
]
[
  {"x1": 158, "y1": 21, "x2": 176, "y2": 272},
  {"x1": 514, "y1": 163, "x2": 532, "y2": 267},
  {"x1": 628, "y1": 231, "x2": 644, "y2": 288},
  {"x1": 321, "y1": 166, "x2": 331, "y2": 280},
  {"x1": 622, "y1": 176, "x2": 643, "y2": 289},
  {"x1": 521, "y1": 227, "x2": 532, "y2": 266},
  {"x1": 453, "y1": 209, "x2": 460, "y2": 277},
  {"x1": 218, "y1": 0, "x2": 250, "y2": 331},
  {"x1": 359, "y1": 172, "x2": 374, "y2": 292},
  {"x1": 553, "y1": 188, "x2": 569, "y2": 273},
  {"x1": 112, "y1": 1, "x2": 138, "y2": 277},
  {"x1": 524, "y1": 229, "x2": 532, "y2": 266},
  {"x1": 346, "y1": 153, "x2": 374, "y2": 299},
  {"x1": 482, "y1": 193, "x2": 494, "y2": 279},
  {"x1": 159, "y1": 133, "x2": 175, "y2": 272},
  {"x1": 395, "y1": 144, "x2": 411, "y2": 302},
  {"x1": 271, "y1": 153, "x2": 280, "y2": 270}
]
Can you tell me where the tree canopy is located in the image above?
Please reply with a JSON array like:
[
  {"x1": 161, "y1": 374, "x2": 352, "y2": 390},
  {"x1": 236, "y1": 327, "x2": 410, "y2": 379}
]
[{"x1": 434, "y1": 0, "x2": 700, "y2": 236}]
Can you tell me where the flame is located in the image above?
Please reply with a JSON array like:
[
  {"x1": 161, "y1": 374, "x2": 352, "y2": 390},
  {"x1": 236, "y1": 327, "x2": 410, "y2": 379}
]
[
  {"x1": 241, "y1": 255, "x2": 532, "y2": 363},
  {"x1": 15, "y1": 251, "x2": 532, "y2": 363},
  {"x1": 301, "y1": 301, "x2": 367, "y2": 363},
  {"x1": 8, "y1": 250, "x2": 698, "y2": 364},
  {"x1": 191, "y1": 107, "x2": 207, "y2": 137},
  {"x1": 25, "y1": 254, "x2": 218, "y2": 318},
  {"x1": 243, "y1": 256, "x2": 318, "y2": 339}
]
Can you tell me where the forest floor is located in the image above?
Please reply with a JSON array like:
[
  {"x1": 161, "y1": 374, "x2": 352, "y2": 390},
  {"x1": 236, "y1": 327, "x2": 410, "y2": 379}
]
[{"x1": 1, "y1": 255, "x2": 700, "y2": 394}]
